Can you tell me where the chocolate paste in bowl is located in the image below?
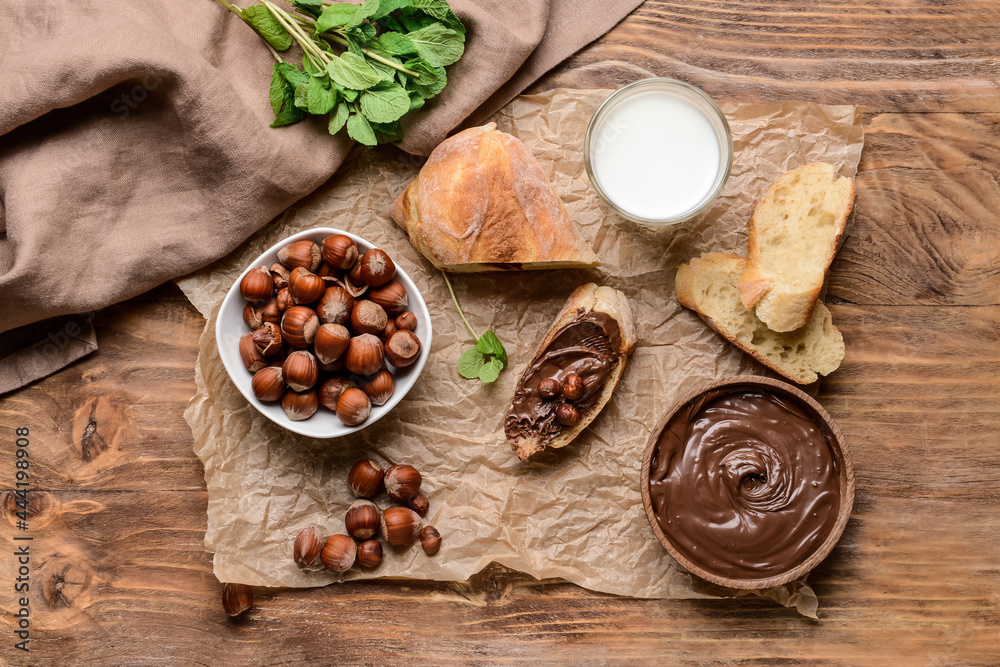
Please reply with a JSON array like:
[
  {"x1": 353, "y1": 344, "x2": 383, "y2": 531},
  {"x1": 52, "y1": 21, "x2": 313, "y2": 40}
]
[{"x1": 648, "y1": 386, "x2": 841, "y2": 580}]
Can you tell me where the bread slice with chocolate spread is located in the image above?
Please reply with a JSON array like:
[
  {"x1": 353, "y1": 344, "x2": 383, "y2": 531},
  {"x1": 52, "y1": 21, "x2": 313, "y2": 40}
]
[{"x1": 505, "y1": 283, "x2": 636, "y2": 460}]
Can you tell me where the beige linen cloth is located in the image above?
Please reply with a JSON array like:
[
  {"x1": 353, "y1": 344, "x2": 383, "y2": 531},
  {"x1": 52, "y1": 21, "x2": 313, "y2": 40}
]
[{"x1": 0, "y1": 0, "x2": 642, "y2": 394}]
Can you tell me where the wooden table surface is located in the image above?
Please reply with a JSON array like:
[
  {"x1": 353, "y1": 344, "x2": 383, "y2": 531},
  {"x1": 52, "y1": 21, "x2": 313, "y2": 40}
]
[{"x1": 3, "y1": 1, "x2": 1000, "y2": 664}]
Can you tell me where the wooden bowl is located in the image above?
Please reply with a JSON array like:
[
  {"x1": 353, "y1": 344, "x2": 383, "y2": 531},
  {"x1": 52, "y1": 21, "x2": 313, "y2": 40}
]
[{"x1": 640, "y1": 376, "x2": 855, "y2": 589}]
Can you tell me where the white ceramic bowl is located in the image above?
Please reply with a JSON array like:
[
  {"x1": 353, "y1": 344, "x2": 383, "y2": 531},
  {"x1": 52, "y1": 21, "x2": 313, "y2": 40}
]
[{"x1": 215, "y1": 228, "x2": 433, "y2": 438}]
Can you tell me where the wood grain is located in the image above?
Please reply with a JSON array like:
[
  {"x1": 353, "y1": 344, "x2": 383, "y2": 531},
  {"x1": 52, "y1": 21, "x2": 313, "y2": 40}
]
[
  {"x1": 3, "y1": 0, "x2": 1000, "y2": 663},
  {"x1": 2, "y1": 297, "x2": 997, "y2": 664}
]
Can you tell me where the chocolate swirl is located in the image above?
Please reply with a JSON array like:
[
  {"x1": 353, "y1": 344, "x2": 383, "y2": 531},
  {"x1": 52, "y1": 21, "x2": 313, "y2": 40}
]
[{"x1": 649, "y1": 387, "x2": 841, "y2": 580}]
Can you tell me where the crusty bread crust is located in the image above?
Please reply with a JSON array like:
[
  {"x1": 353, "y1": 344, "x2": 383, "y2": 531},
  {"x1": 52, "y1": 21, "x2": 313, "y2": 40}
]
[
  {"x1": 508, "y1": 283, "x2": 636, "y2": 460},
  {"x1": 678, "y1": 253, "x2": 844, "y2": 384},
  {"x1": 392, "y1": 123, "x2": 600, "y2": 272},
  {"x1": 739, "y1": 163, "x2": 855, "y2": 332}
]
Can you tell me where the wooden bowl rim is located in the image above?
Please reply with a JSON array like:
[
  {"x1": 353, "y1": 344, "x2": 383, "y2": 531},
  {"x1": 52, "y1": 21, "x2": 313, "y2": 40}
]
[{"x1": 639, "y1": 375, "x2": 855, "y2": 590}]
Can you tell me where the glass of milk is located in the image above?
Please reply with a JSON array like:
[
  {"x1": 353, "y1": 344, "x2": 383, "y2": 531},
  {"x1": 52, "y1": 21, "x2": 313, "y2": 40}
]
[{"x1": 584, "y1": 79, "x2": 733, "y2": 226}]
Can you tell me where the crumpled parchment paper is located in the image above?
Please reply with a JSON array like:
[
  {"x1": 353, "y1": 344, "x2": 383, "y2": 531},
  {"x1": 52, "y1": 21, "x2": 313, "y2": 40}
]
[{"x1": 179, "y1": 88, "x2": 863, "y2": 618}]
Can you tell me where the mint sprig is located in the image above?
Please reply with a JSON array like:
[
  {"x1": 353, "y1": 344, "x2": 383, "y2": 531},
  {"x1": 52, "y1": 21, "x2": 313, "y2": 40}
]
[
  {"x1": 442, "y1": 271, "x2": 508, "y2": 384},
  {"x1": 215, "y1": 0, "x2": 465, "y2": 144}
]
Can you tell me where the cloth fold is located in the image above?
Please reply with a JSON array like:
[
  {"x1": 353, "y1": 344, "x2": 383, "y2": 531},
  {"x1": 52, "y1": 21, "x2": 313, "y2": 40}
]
[{"x1": 0, "y1": 0, "x2": 642, "y2": 393}]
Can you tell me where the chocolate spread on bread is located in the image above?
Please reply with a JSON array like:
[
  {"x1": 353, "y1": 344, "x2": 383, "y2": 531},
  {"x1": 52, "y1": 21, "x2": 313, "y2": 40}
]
[
  {"x1": 505, "y1": 311, "x2": 621, "y2": 445},
  {"x1": 648, "y1": 386, "x2": 841, "y2": 580}
]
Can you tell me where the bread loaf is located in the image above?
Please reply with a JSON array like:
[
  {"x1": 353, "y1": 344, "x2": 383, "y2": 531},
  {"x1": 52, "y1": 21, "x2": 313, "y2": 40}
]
[
  {"x1": 677, "y1": 252, "x2": 844, "y2": 384},
  {"x1": 738, "y1": 163, "x2": 855, "y2": 332}
]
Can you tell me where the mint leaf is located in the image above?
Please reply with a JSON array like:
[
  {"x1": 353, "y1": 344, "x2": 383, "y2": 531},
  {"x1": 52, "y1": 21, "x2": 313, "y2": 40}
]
[
  {"x1": 476, "y1": 330, "x2": 505, "y2": 361},
  {"x1": 346, "y1": 111, "x2": 378, "y2": 146},
  {"x1": 349, "y1": 22, "x2": 377, "y2": 44},
  {"x1": 478, "y1": 357, "x2": 503, "y2": 383},
  {"x1": 410, "y1": 0, "x2": 452, "y2": 21},
  {"x1": 293, "y1": 82, "x2": 310, "y2": 110},
  {"x1": 328, "y1": 52, "x2": 382, "y2": 90},
  {"x1": 408, "y1": 92, "x2": 425, "y2": 111},
  {"x1": 397, "y1": 8, "x2": 438, "y2": 32},
  {"x1": 242, "y1": 5, "x2": 293, "y2": 51},
  {"x1": 406, "y1": 23, "x2": 464, "y2": 67},
  {"x1": 268, "y1": 64, "x2": 306, "y2": 127},
  {"x1": 376, "y1": 32, "x2": 417, "y2": 55},
  {"x1": 303, "y1": 55, "x2": 320, "y2": 76},
  {"x1": 292, "y1": 0, "x2": 324, "y2": 18},
  {"x1": 346, "y1": 0, "x2": 380, "y2": 28},
  {"x1": 307, "y1": 76, "x2": 337, "y2": 114},
  {"x1": 372, "y1": 120, "x2": 405, "y2": 142},
  {"x1": 457, "y1": 348, "x2": 485, "y2": 379},
  {"x1": 276, "y1": 62, "x2": 309, "y2": 88},
  {"x1": 315, "y1": 3, "x2": 360, "y2": 32},
  {"x1": 373, "y1": 0, "x2": 414, "y2": 19},
  {"x1": 359, "y1": 83, "x2": 410, "y2": 123},
  {"x1": 403, "y1": 57, "x2": 446, "y2": 97},
  {"x1": 328, "y1": 101, "x2": 350, "y2": 135}
]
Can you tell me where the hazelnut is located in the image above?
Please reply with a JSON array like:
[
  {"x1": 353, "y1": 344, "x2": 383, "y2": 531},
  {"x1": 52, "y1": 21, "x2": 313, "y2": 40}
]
[
  {"x1": 240, "y1": 332, "x2": 267, "y2": 373},
  {"x1": 321, "y1": 234, "x2": 359, "y2": 270},
  {"x1": 239, "y1": 266, "x2": 274, "y2": 302},
  {"x1": 260, "y1": 299, "x2": 281, "y2": 324},
  {"x1": 318, "y1": 377, "x2": 356, "y2": 412},
  {"x1": 420, "y1": 526, "x2": 441, "y2": 556},
  {"x1": 243, "y1": 303, "x2": 264, "y2": 330},
  {"x1": 361, "y1": 369, "x2": 395, "y2": 406},
  {"x1": 316, "y1": 286, "x2": 355, "y2": 326},
  {"x1": 252, "y1": 322, "x2": 283, "y2": 356},
  {"x1": 368, "y1": 281, "x2": 408, "y2": 317},
  {"x1": 222, "y1": 583, "x2": 254, "y2": 617},
  {"x1": 270, "y1": 263, "x2": 291, "y2": 290},
  {"x1": 289, "y1": 267, "x2": 326, "y2": 305},
  {"x1": 563, "y1": 373, "x2": 584, "y2": 401},
  {"x1": 538, "y1": 378, "x2": 561, "y2": 401},
  {"x1": 394, "y1": 311, "x2": 417, "y2": 332},
  {"x1": 336, "y1": 387, "x2": 371, "y2": 426},
  {"x1": 356, "y1": 539, "x2": 382, "y2": 568},
  {"x1": 380, "y1": 506, "x2": 422, "y2": 546},
  {"x1": 382, "y1": 319, "x2": 398, "y2": 341},
  {"x1": 384, "y1": 464, "x2": 421, "y2": 503},
  {"x1": 408, "y1": 495, "x2": 429, "y2": 516},
  {"x1": 350, "y1": 300, "x2": 388, "y2": 336},
  {"x1": 277, "y1": 240, "x2": 321, "y2": 272},
  {"x1": 293, "y1": 526, "x2": 323, "y2": 566},
  {"x1": 281, "y1": 306, "x2": 319, "y2": 349},
  {"x1": 282, "y1": 389, "x2": 319, "y2": 421},
  {"x1": 385, "y1": 330, "x2": 421, "y2": 368},
  {"x1": 276, "y1": 288, "x2": 294, "y2": 312},
  {"x1": 315, "y1": 262, "x2": 335, "y2": 279},
  {"x1": 251, "y1": 366, "x2": 286, "y2": 402},
  {"x1": 320, "y1": 534, "x2": 357, "y2": 573},
  {"x1": 348, "y1": 459, "x2": 384, "y2": 498},
  {"x1": 345, "y1": 334, "x2": 384, "y2": 376},
  {"x1": 282, "y1": 350, "x2": 319, "y2": 392},
  {"x1": 555, "y1": 403, "x2": 580, "y2": 427},
  {"x1": 348, "y1": 261, "x2": 366, "y2": 287},
  {"x1": 314, "y1": 323, "x2": 351, "y2": 364},
  {"x1": 359, "y1": 248, "x2": 396, "y2": 287},
  {"x1": 318, "y1": 356, "x2": 346, "y2": 375},
  {"x1": 345, "y1": 499, "x2": 380, "y2": 540}
]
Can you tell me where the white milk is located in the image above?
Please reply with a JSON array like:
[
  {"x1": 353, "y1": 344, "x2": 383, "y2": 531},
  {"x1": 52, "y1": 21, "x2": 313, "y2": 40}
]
[{"x1": 591, "y1": 92, "x2": 722, "y2": 221}]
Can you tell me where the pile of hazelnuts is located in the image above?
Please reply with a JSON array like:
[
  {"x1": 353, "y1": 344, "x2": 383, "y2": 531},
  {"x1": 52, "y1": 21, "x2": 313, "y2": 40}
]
[
  {"x1": 538, "y1": 373, "x2": 584, "y2": 428},
  {"x1": 292, "y1": 461, "x2": 441, "y2": 574},
  {"x1": 237, "y1": 235, "x2": 423, "y2": 426}
]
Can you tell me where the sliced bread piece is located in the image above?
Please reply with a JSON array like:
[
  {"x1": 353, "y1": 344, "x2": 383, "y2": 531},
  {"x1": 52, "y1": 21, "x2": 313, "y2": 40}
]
[
  {"x1": 505, "y1": 284, "x2": 636, "y2": 460},
  {"x1": 677, "y1": 252, "x2": 844, "y2": 384},
  {"x1": 738, "y1": 162, "x2": 855, "y2": 332}
]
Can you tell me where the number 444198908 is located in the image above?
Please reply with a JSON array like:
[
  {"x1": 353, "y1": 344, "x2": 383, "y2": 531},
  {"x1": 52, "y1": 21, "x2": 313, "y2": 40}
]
[{"x1": 14, "y1": 427, "x2": 30, "y2": 528}]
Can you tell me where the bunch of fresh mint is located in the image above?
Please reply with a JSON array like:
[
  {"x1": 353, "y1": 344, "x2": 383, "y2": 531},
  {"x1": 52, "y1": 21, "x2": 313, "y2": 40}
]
[{"x1": 217, "y1": 0, "x2": 466, "y2": 145}]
